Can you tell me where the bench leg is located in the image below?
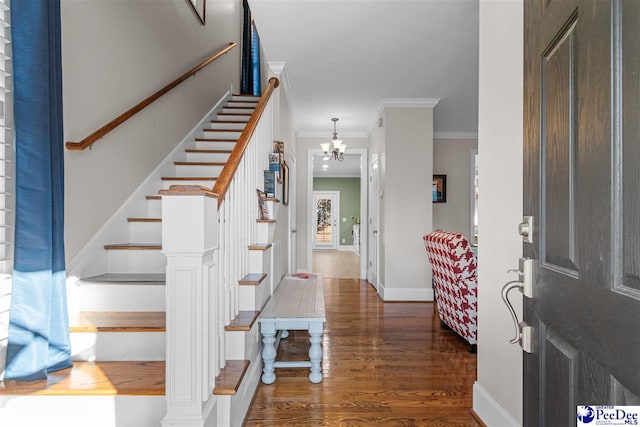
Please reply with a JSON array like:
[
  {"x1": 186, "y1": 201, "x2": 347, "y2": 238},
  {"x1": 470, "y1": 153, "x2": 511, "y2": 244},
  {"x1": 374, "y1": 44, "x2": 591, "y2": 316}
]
[
  {"x1": 261, "y1": 323, "x2": 277, "y2": 384},
  {"x1": 308, "y1": 323, "x2": 323, "y2": 383}
]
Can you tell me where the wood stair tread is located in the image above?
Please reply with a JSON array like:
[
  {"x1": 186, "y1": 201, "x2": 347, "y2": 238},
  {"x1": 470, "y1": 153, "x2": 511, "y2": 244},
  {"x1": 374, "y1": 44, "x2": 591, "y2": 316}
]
[
  {"x1": 70, "y1": 311, "x2": 165, "y2": 333},
  {"x1": 185, "y1": 148, "x2": 233, "y2": 153},
  {"x1": 213, "y1": 360, "x2": 250, "y2": 396},
  {"x1": 210, "y1": 120, "x2": 248, "y2": 124},
  {"x1": 80, "y1": 273, "x2": 165, "y2": 284},
  {"x1": 239, "y1": 273, "x2": 267, "y2": 286},
  {"x1": 217, "y1": 113, "x2": 251, "y2": 117},
  {"x1": 256, "y1": 219, "x2": 276, "y2": 223},
  {"x1": 161, "y1": 176, "x2": 217, "y2": 180},
  {"x1": 194, "y1": 138, "x2": 237, "y2": 142},
  {"x1": 103, "y1": 243, "x2": 162, "y2": 250},
  {"x1": 174, "y1": 161, "x2": 226, "y2": 166},
  {"x1": 248, "y1": 243, "x2": 272, "y2": 251},
  {"x1": 0, "y1": 361, "x2": 165, "y2": 396},
  {"x1": 127, "y1": 217, "x2": 161, "y2": 222},
  {"x1": 145, "y1": 195, "x2": 161, "y2": 200},
  {"x1": 225, "y1": 310, "x2": 260, "y2": 332}
]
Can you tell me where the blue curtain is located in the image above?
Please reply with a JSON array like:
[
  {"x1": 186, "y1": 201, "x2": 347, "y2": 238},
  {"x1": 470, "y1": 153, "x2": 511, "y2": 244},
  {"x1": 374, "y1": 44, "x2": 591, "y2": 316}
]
[{"x1": 5, "y1": 0, "x2": 72, "y2": 381}]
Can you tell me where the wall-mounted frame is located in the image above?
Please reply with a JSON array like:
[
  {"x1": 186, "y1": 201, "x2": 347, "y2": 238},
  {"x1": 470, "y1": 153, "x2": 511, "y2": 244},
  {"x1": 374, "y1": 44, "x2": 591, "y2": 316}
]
[
  {"x1": 282, "y1": 161, "x2": 289, "y2": 206},
  {"x1": 187, "y1": 0, "x2": 206, "y2": 25},
  {"x1": 432, "y1": 174, "x2": 447, "y2": 203}
]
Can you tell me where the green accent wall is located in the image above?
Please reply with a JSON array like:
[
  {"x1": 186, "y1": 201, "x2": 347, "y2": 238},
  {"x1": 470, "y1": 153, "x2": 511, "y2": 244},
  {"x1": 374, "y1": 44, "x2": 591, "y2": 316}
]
[{"x1": 313, "y1": 178, "x2": 360, "y2": 245}]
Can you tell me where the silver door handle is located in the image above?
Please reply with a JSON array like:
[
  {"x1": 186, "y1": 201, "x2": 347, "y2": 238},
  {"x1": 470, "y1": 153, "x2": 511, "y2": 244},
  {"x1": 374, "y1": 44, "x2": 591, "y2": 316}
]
[
  {"x1": 501, "y1": 280, "x2": 534, "y2": 353},
  {"x1": 501, "y1": 281, "x2": 524, "y2": 344},
  {"x1": 291, "y1": 229, "x2": 297, "y2": 233}
]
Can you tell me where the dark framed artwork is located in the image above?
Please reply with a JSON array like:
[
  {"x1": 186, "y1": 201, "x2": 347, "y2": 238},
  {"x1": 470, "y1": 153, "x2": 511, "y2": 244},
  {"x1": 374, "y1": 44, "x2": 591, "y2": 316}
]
[
  {"x1": 282, "y1": 161, "x2": 289, "y2": 206},
  {"x1": 432, "y1": 175, "x2": 447, "y2": 203},
  {"x1": 187, "y1": 0, "x2": 206, "y2": 25}
]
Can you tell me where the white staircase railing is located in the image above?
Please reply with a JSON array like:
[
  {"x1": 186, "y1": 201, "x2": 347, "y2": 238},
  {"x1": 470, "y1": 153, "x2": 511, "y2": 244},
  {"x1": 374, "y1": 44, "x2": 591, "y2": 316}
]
[{"x1": 160, "y1": 78, "x2": 279, "y2": 426}]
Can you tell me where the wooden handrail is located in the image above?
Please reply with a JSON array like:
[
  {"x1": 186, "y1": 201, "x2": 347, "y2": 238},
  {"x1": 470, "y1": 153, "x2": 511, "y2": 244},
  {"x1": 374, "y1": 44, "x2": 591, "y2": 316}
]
[
  {"x1": 66, "y1": 42, "x2": 237, "y2": 151},
  {"x1": 211, "y1": 77, "x2": 280, "y2": 204}
]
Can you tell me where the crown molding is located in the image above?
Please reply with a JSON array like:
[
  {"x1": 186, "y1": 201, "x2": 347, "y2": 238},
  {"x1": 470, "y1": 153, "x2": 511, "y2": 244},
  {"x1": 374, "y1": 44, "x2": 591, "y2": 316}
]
[
  {"x1": 380, "y1": 97, "x2": 440, "y2": 109},
  {"x1": 297, "y1": 129, "x2": 368, "y2": 139},
  {"x1": 267, "y1": 61, "x2": 297, "y2": 128},
  {"x1": 366, "y1": 97, "x2": 441, "y2": 136}
]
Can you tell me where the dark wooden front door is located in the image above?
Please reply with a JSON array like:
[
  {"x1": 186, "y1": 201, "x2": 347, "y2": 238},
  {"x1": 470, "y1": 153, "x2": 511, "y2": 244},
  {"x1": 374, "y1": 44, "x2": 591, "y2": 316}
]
[{"x1": 523, "y1": 0, "x2": 640, "y2": 425}]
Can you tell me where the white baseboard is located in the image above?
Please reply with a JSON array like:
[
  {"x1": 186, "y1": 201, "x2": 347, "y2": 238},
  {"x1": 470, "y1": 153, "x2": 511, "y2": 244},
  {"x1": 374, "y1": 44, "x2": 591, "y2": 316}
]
[
  {"x1": 337, "y1": 245, "x2": 354, "y2": 252},
  {"x1": 473, "y1": 382, "x2": 521, "y2": 427},
  {"x1": 378, "y1": 282, "x2": 434, "y2": 301}
]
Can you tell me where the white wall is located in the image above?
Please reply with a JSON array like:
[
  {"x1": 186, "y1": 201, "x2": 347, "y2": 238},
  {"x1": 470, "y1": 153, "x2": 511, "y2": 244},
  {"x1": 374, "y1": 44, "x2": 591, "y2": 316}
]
[
  {"x1": 62, "y1": 0, "x2": 242, "y2": 261},
  {"x1": 380, "y1": 107, "x2": 433, "y2": 300},
  {"x1": 270, "y1": 64, "x2": 296, "y2": 277},
  {"x1": 433, "y1": 138, "x2": 478, "y2": 240},
  {"x1": 474, "y1": 0, "x2": 524, "y2": 425}
]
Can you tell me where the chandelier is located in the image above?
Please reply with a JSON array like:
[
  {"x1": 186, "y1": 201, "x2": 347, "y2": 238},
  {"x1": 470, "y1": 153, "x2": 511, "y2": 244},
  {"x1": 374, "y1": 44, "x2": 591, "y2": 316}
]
[{"x1": 320, "y1": 118, "x2": 346, "y2": 162}]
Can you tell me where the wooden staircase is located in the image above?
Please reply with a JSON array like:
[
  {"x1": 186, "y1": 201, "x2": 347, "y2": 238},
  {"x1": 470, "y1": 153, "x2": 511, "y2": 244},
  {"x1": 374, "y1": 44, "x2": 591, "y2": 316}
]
[{"x1": 0, "y1": 93, "x2": 281, "y2": 426}]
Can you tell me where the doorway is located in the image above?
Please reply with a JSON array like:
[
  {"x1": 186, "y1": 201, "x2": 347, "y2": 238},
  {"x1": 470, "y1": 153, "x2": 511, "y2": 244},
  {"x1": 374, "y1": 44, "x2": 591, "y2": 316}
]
[
  {"x1": 312, "y1": 191, "x2": 339, "y2": 250},
  {"x1": 307, "y1": 148, "x2": 367, "y2": 279}
]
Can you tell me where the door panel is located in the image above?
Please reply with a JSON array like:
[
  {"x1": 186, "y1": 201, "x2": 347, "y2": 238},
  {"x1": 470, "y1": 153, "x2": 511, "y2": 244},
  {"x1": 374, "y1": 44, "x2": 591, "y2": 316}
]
[{"x1": 524, "y1": 0, "x2": 640, "y2": 425}]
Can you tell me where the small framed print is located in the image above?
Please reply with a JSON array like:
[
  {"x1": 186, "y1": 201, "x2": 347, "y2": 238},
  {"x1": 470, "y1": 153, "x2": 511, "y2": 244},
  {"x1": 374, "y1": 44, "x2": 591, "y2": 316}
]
[{"x1": 433, "y1": 175, "x2": 447, "y2": 203}]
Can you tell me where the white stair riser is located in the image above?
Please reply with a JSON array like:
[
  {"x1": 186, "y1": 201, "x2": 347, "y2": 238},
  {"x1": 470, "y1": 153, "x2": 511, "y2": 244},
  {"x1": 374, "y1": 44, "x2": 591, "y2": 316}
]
[
  {"x1": 175, "y1": 164, "x2": 225, "y2": 177},
  {"x1": 225, "y1": 325, "x2": 260, "y2": 361},
  {"x1": 147, "y1": 199, "x2": 162, "y2": 217},
  {"x1": 226, "y1": 101, "x2": 258, "y2": 107},
  {"x1": 222, "y1": 107, "x2": 254, "y2": 115},
  {"x1": 194, "y1": 140, "x2": 237, "y2": 151},
  {"x1": 255, "y1": 223, "x2": 273, "y2": 243},
  {"x1": 77, "y1": 283, "x2": 165, "y2": 311},
  {"x1": 239, "y1": 281, "x2": 270, "y2": 312},
  {"x1": 216, "y1": 114, "x2": 250, "y2": 122},
  {"x1": 249, "y1": 248, "x2": 271, "y2": 274},
  {"x1": 130, "y1": 222, "x2": 162, "y2": 243},
  {"x1": 161, "y1": 179, "x2": 216, "y2": 190},
  {"x1": 184, "y1": 152, "x2": 231, "y2": 163},
  {"x1": 208, "y1": 122, "x2": 246, "y2": 131},
  {"x1": 107, "y1": 250, "x2": 166, "y2": 274},
  {"x1": 202, "y1": 130, "x2": 242, "y2": 139},
  {"x1": 71, "y1": 331, "x2": 164, "y2": 361},
  {"x1": 0, "y1": 395, "x2": 166, "y2": 427}
]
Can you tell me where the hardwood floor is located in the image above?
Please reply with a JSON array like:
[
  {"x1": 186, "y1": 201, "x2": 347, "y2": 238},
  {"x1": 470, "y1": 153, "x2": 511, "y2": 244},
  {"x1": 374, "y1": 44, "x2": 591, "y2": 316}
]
[
  {"x1": 313, "y1": 250, "x2": 360, "y2": 279},
  {"x1": 244, "y1": 278, "x2": 480, "y2": 426}
]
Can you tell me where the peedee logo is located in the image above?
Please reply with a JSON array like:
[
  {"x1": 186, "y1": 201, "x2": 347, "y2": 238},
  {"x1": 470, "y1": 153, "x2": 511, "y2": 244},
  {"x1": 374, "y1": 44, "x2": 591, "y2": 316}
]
[
  {"x1": 577, "y1": 406, "x2": 596, "y2": 424},
  {"x1": 577, "y1": 406, "x2": 640, "y2": 426}
]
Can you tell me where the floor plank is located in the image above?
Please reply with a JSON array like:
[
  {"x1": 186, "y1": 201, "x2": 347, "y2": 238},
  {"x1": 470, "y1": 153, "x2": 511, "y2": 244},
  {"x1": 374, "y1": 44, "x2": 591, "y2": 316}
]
[{"x1": 244, "y1": 278, "x2": 480, "y2": 426}]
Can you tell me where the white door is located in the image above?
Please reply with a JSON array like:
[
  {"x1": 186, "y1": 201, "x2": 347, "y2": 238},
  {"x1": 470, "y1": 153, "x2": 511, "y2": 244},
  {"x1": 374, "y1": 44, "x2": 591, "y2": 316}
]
[
  {"x1": 312, "y1": 191, "x2": 339, "y2": 250},
  {"x1": 367, "y1": 155, "x2": 379, "y2": 290}
]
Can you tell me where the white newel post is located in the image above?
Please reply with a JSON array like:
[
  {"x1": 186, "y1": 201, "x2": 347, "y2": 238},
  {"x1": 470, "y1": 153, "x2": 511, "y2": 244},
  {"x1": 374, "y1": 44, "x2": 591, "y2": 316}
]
[{"x1": 161, "y1": 187, "x2": 219, "y2": 427}]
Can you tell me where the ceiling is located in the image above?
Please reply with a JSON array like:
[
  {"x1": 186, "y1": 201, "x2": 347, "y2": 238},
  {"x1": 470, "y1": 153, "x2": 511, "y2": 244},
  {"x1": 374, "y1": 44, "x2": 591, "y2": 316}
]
[{"x1": 248, "y1": 0, "x2": 479, "y2": 138}]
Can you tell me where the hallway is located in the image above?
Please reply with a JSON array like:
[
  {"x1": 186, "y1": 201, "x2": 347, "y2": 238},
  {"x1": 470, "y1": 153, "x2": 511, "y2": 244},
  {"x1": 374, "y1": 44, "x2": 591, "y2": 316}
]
[{"x1": 244, "y1": 278, "x2": 480, "y2": 426}]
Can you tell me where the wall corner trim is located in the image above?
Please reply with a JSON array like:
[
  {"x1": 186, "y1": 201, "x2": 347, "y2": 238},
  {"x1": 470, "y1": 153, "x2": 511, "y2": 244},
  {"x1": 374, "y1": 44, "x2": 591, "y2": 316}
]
[{"x1": 472, "y1": 382, "x2": 521, "y2": 427}]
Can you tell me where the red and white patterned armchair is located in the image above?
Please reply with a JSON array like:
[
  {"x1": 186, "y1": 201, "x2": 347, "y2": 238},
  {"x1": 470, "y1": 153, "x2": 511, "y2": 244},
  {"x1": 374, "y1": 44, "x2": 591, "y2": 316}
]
[{"x1": 423, "y1": 230, "x2": 478, "y2": 351}]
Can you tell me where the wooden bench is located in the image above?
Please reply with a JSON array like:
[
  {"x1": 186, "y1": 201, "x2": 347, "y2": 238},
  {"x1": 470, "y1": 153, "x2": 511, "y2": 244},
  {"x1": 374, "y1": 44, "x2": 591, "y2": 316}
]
[{"x1": 257, "y1": 273, "x2": 325, "y2": 384}]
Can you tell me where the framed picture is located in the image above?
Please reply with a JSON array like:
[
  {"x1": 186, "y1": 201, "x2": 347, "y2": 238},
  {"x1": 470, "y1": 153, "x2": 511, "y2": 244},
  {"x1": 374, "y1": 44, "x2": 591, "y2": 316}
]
[
  {"x1": 282, "y1": 161, "x2": 289, "y2": 206},
  {"x1": 433, "y1": 174, "x2": 447, "y2": 203},
  {"x1": 257, "y1": 189, "x2": 269, "y2": 220},
  {"x1": 187, "y1": 0, "x2": 206, "y2": 25}
]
